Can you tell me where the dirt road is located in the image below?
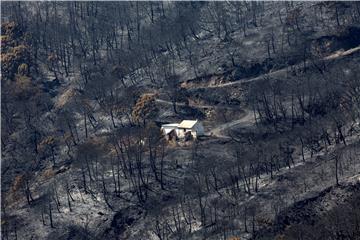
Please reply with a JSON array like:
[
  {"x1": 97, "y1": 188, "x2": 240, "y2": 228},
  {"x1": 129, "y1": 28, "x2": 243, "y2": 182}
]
[
  {"x1": 209, "y1": 108, "x2": 255, "y2": 138},
  {"x1": 192, "y1": 45, "x2": 360, "y2": 90}
]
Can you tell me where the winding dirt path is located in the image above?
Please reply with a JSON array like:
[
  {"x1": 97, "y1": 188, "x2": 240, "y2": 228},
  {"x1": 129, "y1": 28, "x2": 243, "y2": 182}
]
[
  {"x1": 191, "y1": 45, "x2": 360, "y2": 90},
  {"x1": 209, "y1": 108, "x2": 255, "y2": 138}
]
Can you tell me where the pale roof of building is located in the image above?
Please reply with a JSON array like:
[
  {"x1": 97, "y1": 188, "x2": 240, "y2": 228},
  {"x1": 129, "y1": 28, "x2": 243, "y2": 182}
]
[
  {"x1": 161, "y1": 123, "x2": 179, "y2": 128},
  {"x1": 178, "y1": 120, "x2": 198, "y2": 129},
  {"x1": 161, "y1": 123, "x2": 179, "y2": 135},
  {"x1": 161, "y1": 123, "x2": 179, "y2": 134}
]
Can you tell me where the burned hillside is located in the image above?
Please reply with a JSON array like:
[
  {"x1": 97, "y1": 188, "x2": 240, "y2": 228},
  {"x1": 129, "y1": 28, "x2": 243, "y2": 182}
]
[{"x1": 1, "y1": 2, "x2": 360, "y2": 240}]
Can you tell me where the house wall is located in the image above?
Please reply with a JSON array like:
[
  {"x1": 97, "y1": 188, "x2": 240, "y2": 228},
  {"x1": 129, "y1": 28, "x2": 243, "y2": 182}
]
[
  {"x1": 176, "y1": 128, "x2": 188, "y2": 138},
  {"x1": 193, "y1": 122, "x2": 205, "y2": 136},
  {"x1": 163, "y1": 122, "x2": 204, "y2": 140},
  {"x1": 178, "y1": 125, "x2": 204, "y2": 139},
  {"x1": 162, "y1": 126, "x2": 178, "y2": 135}
]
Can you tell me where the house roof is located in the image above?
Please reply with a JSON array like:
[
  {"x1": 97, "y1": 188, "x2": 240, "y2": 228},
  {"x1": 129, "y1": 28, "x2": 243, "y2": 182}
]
[
  {"x1": 161, "y1": 123, "x2": 179, "y2": 135},
  {"x1": 178, "y1": 120, "x2": 198, "y2": 129},
  {"x1": 161, "y1": 123, "x2": 179, "y2": 128}
]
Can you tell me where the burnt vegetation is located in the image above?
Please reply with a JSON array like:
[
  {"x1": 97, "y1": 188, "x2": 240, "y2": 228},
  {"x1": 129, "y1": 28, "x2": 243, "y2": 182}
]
[{"x1": 1, "y1": 1, "x2": 360, "y2": 240}]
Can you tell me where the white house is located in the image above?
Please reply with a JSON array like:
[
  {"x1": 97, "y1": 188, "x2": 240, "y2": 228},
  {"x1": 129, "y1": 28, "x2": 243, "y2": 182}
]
[
  {"x1": 161, "y1": 120, "x2": 204, "y2": 140},
  {"x1": 177, "y1": 120, "x2": 204, "y2": 138}
]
